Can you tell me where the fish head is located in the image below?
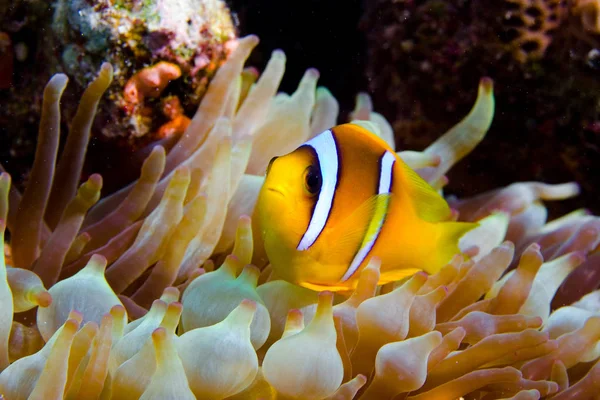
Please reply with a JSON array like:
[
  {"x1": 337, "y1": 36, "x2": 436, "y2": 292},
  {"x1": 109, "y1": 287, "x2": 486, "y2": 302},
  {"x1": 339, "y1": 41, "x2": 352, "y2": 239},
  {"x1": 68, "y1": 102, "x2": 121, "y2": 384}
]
[{"x1": 257, "y1": 146, "x2": 324, "y2": 279}]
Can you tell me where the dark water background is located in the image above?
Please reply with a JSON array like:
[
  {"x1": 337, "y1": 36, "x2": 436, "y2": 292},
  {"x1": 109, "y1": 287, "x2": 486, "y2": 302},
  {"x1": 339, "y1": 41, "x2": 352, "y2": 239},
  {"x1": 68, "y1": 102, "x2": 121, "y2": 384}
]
[{"x1": 228, "y1": 0, "x2": 367, "y2": 117}]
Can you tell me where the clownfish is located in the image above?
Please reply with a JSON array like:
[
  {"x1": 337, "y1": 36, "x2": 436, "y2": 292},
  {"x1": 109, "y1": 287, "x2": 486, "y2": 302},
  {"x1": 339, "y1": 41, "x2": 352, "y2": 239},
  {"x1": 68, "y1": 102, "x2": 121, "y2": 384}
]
[{"x1": 255, "y1": 122, "x2": 477, "y2": 292}]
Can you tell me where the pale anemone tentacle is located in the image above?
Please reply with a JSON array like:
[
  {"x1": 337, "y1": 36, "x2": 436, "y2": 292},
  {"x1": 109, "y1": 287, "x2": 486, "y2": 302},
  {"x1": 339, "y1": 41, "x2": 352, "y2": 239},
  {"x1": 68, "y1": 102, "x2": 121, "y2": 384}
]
[
  {"x1": 64, "y1": 232, "x2": 91, "y2": 265},
  {"x1": 349, "y1": 93, "x2": 395, "y2": 148},
  {"x1": 310, "y1": 87, "x2": 340, "y2": 138},
  {"x1": 7, "y1": 266, "x2": 52, "y2": 313},
  {"x1": 45, "y1": 63, "x2": 114, "y2": 230},
  {"x1": 33, "y1": 174, "x2": 103, "y2": 288},
  {"x1": 0, "y1": 171, "x2": 20, "y2": 234},
  {"x1": 10, "y1": 74, "x2": 68, "y2": 269},
  {"x1": 0, "y1": 33, "x2": 597, "y2": 400},
  {"x1": 105, "y1": 167, "x2": 191, "y2": 294},
  {"x1": 419, "y1": 77, "x2": 495, "y2": 186},
  {"x1": 36, "y1": 255, "x2": 126, "y2": 342},
  {"x1": 112, "y1": 302, "x2": 182, "y2": 399},
  {"x1": 246, "y1": 67, "x2": 319, "y2": 175},
  {"x1": 81, "y1": 146, "x2": 166, "y2": 253}
]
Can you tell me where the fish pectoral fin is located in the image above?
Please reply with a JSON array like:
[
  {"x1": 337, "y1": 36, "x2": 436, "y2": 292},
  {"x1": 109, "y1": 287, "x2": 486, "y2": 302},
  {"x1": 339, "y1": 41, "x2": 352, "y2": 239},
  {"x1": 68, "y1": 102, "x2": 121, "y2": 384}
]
[
  {"x1": 426, "y1": 220, "x2": 479, "y2": 273},
  {"x1": 298, "y1": 280, "x2": 355, "y2": 293},
  {"x1": 397, "y1": 160, "x2": 453, "y2": 223},
  {"x1": 323, "y1": 193, "x2": 392, "y2": 261}
]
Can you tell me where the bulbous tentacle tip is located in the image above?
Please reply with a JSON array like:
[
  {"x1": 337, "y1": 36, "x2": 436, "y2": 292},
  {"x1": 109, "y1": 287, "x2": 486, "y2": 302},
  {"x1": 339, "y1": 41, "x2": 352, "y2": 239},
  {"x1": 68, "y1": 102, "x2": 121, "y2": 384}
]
[
  {"x1": 316, "y1": 86, "x2": 335, "y2": 98},
  {"x1": 305, "y1": 68, "x2": 320, "y2": 80},
  {"x1": 318, "y1": 290, "x2": 334, "y2": 306},
  {"x1": 240, "y1": 298, "x2": 258, "y2": 313},
  {"x1": 271, "y1": 49, "x2": 286, "y2": 60},
  {"x1": 99, "y1": 62, "x2": 113, "y2": 72},
  {"x1": 462, "y1": 245, "x2": 480, "y2": 258},
  {"x1": 500, "y1": 240, "x2": 516, "y2": 251},
  {"x1": 32, "y1": 288, "x2": 52, "y2": 308},
  {"x1": 237, "y1": 264, "x2": 260, "y2": 287},
  {"x1": 150, "y1": 145, "x2": 166, "y2": 157},
  {"x1": 149, "y1": 299, "x2": 168, "y2": 313},
  {"x1": 48, "y1": 73, "x2": 69, "y2": 89},
  {"x1": 480, "y1": 77, "x2": 494, "y2": 92},
  {"x1": 87, "y1": 254, "x2": 108, "y2": 274},
  {"x1": 110, "y1": 304, "x2": 126, "y2": 318},
  {"x1": 286, "y1": 308, "x2": 304, "y2": 323},
  {"x1": 165, "y1": 301, "x2": 183, "y2": 320},
  {"x1": 282, "y1": 308, "x2": 305, "y2": 338},
  {"x1": 241, "y1": 34, "x2": 260, "y2": 45},
  {"x1": 526, "y1": 242, "x2": 542, "y2": 253},
  {"x1": 62, "y1": 318, "x2": 81, "y2": 334},
  {"x1": 0, "y1": 173, "x2": 10, "y2": 184},
  {"x1": 220, "y1": 254, "x2": 244, "y2": 276},
  {"x1": 87, "y1": 173, "x2": 103, "y2": 189},
  {"x1": 566, "y1": 250, "x2": 587, "y2": 266},
  {"x1": 98, "y1": 62, "x2": 114, "y2": 80},
  {"x1": 223, "y1": 299, "x2": 258, "y2": 329},
  {"x1": 355, "y1": 92, "x2": 372, "y2": 107},
  {"x1": 152, "y1": 326, "x2": 167, "y2": 343},
  {"x1": 411, "y1": 271, "x2": 429, "y2": 288},
  {"x1": 161, "y1": 286, "x2": 180, "y2": 302}
]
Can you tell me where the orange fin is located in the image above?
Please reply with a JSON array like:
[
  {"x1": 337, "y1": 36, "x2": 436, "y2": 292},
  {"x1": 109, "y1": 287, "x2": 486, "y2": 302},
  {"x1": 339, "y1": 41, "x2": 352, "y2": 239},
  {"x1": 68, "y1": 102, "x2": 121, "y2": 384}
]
[
  {"x1": 320, "y1": 193, "x2": 392, "y2": 262},
  {"x1": 426, "y1": 221, "x2": 478, "y2": 274},
  {"x1": 396, "y1": 159, "x2": 453, "y2": 223},
  {"x1": 379, "y1": 268, "x2": 423, "y2": 285},
  {"x1": 346, "y1": 122, "x2": 395, "y2": 151},
  {"x1": 299, "y1": 280, "x2": 356, "y2": 293}
]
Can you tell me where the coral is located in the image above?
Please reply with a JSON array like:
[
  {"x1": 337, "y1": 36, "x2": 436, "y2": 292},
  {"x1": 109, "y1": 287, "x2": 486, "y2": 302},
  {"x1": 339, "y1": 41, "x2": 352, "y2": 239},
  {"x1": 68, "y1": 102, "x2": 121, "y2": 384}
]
[
  {"x1": 0, "y1": 0, "x2": 236, "y2": 207},
  {"x1": 49, "y1": 0, "x2": 236, "y2": 140},
  {"x1": 0, "y1": 33, "x2": 599, "y2": 399},
  {"x1": 503, "y1": 0, "x2": 570, "y2": 63},
  {"x1": 573, "y1": 0, "x2": 600, "y2": 33},
  {"x1": 155, "y1": 96, "x2": 192, "y2": 138},
  {"x1": 123, "y1": 62, "x2": 182, "y2": 106}
]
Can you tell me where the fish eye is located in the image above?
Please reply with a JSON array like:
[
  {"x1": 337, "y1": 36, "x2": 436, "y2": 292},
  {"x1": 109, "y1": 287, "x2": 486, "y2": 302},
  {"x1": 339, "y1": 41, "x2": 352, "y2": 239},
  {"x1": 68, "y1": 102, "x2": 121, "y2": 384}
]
[
  {"x1": 266, "y1": 156, "x2": 278, "y2": 175},
  {"x1": 304, "y1": 165, "x2": 322, "y2": 195}
]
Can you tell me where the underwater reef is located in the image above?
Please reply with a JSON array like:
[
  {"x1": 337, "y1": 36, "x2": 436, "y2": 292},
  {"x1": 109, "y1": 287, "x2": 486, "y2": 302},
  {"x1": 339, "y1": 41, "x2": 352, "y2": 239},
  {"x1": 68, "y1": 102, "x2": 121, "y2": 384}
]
[
  {"x1": 50, "y1": 0, "x2": 236, "y2": 141},
  {"x1": 362, "y1": 0, "x2": 600, "y2": 218},
  {"x1": 0, "y1": 0, "x2": 235, "y2": 195},
  {"x1": 0, "y1": 32, "x2": 598, "y2": 399}
]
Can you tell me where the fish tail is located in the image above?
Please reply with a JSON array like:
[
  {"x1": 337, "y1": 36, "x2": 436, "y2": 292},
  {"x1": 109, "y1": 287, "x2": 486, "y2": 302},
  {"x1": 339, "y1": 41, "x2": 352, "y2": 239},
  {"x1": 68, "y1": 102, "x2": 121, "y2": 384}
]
[{"x1": 425, "y1": 221, "x2": 478, "y2": 274}]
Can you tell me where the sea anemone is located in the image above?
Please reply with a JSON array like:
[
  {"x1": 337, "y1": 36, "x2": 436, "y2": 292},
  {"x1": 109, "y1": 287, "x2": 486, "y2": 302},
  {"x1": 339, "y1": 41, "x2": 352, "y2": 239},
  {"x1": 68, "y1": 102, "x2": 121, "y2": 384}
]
[{"x1": 0, "y1": 34, "x2": 599, "y2": 399}]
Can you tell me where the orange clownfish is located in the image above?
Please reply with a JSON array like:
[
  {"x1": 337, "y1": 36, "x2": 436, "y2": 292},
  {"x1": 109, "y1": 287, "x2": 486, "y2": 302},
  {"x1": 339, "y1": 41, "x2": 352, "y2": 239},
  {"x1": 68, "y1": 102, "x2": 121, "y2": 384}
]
[{"x1": 256, "y1": 122, "x2": 477, "y2": 292}]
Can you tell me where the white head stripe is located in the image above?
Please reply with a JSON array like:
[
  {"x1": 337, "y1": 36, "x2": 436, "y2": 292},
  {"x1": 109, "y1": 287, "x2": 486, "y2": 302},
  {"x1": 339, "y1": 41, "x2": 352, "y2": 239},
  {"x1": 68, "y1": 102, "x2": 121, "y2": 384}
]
[
  {"x1": 297, "y1": 129, "x2": 339, "y2": 251},
  {"x1": 378, "y1": 151, "x2": 395, "y2": 194},
  {"x1": 341, "y1": 150, "x2": 395, "y2": 282}
]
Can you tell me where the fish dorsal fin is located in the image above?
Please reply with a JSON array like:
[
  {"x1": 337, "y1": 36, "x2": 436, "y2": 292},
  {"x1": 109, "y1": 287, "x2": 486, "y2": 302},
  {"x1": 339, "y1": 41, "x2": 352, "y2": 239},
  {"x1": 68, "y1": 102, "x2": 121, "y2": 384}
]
[
  {"x1": 348, "y1": 121, "x2": 394, "y2": 151},
  {"x1": 397, "y1": 160, "x2": 452, "y2": 223},
  {"x1": 319, "y1": 193, "x2": 392, "y2": 262}
]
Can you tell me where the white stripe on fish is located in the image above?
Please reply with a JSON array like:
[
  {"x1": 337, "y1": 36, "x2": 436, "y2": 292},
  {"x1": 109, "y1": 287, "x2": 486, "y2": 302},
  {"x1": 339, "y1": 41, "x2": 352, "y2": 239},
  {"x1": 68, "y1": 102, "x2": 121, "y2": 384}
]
[
  {"x1": 341, "y1": 150, "x2": 395, "y2": 282},
  {"x1": 297, "y1": 129, "x2": 339, "y2": 251}
]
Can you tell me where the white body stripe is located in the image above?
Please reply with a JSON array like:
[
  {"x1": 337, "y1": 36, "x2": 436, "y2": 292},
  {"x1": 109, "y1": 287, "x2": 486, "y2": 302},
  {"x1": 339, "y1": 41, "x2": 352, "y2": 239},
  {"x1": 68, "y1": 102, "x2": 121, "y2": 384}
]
[
  {"x1": 341, "y1": 150, "x2": 395, "y2": 282},
  {"x1": 297, "y1": 130, "x2": 339, "y2": 251}
]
